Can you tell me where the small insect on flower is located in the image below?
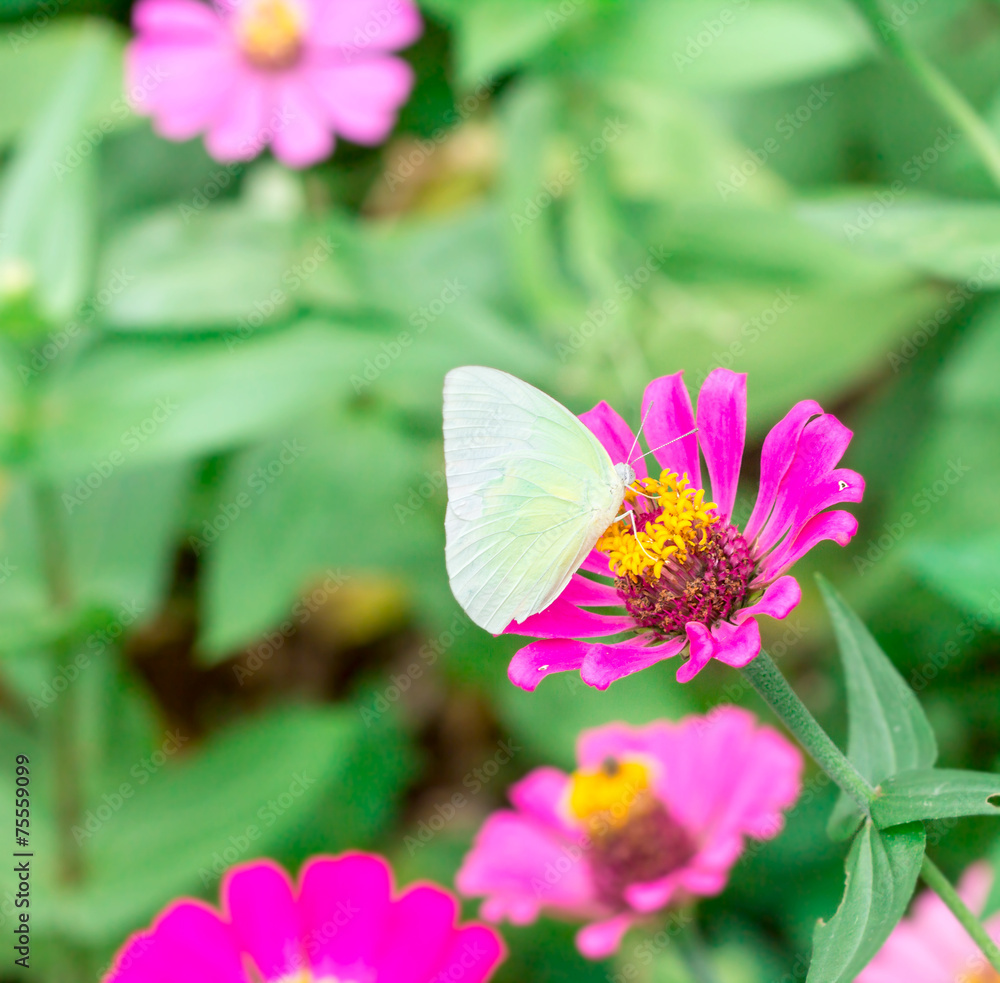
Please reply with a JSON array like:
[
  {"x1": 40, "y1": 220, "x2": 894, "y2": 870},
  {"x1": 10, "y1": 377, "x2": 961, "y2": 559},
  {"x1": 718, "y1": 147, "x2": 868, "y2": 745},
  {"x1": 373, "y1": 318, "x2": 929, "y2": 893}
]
[
  {"x1": 126, "y1": 0, "x2": 422, "y2": 167},
  {"x1": 442, "y1": 366, "x2": 864, "y2": 686},
  {"x1": 102, "y1": 853, "x2": 504, "y2": 983},
  {"x1": 457, "y1": 708, "x2": 803, "y2": 959}
]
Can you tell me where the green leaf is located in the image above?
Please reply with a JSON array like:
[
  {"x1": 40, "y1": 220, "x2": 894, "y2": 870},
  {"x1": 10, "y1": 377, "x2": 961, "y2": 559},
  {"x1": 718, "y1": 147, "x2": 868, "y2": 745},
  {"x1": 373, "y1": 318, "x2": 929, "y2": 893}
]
[
  {"x1": 33, "y1": 321, "x2": 383, "y2": 478},
  {"x1": 199, "y1": 414, "x2": 433, "y2": 654},
  {"x1": 818, "y1": 576, "x2": 937, "y2": 835},
  {"x1": 800, "y1": 197, "x2": 1000, "y2": 283},
  {"x1": 0, "y1": 21, "x2": 112, "y2": 321},
  {"x1": 806, "y1": 821, "x2": 925, "y2": 983},
  {"x1": 44, "y1": 705, "x2": 414, "y2": 946},
  {"x1": 871, "y1": 768, "x2": 1000, "y2": 828}
]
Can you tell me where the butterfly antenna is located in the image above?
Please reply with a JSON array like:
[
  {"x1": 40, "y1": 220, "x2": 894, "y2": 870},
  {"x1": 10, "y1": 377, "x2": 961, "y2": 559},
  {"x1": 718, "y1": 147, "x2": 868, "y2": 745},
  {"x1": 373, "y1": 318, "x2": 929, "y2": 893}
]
[
  {"x1": 637, "y1": 427, "x2": 698, "y2": 462},
  {"x1": 625, "y1": 400, "x2": 655, "y2": 467}
]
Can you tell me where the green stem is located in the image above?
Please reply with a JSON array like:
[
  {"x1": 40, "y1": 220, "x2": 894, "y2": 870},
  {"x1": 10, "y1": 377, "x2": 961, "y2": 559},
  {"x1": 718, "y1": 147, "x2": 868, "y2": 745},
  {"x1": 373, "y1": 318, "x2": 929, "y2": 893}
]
[
  {"x1": 739, "y1": 651, "x2": 875, "y2": 812},
  {"x1": 920, "y1": 856, "x2": 1000, "y2": 975},
  {"x1": 854, "y1": 0, "x2": 1000, "y2": 190}
]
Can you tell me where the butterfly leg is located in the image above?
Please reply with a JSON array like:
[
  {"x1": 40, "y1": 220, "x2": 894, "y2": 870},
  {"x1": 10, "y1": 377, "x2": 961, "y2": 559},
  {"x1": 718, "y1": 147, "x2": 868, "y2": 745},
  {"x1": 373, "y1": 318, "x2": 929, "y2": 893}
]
[{"x1": 614, "y1": 509, "x2": 660, "y2": 565}]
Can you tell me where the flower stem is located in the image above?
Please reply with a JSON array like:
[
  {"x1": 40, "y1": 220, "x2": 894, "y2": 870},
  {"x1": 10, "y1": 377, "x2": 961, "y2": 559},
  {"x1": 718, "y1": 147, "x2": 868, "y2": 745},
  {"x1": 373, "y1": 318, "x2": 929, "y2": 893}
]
[
  {"x1": 739, "y1": 651, "x2": 875, "y2": 813},
  {"x1": 852, "y1": 0, "x2": 1000, "y2": 190},
  {"x1": 920, "y1": 856, "x2": 1000, "y2": 975}
]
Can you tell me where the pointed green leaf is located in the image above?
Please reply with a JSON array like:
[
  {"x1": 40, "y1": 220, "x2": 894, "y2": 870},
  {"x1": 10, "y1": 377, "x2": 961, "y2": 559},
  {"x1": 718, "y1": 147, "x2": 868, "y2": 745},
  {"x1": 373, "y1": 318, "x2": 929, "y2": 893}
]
[
  {"x1": 807, "y1": 821, "x2": 925, "y2": 983},
  {"x1": 871, "y1": 768, "x2": 1000, "y2": 828},
  {"x1": 818, "y1": 576, "x2": 937, "y2": 834}
]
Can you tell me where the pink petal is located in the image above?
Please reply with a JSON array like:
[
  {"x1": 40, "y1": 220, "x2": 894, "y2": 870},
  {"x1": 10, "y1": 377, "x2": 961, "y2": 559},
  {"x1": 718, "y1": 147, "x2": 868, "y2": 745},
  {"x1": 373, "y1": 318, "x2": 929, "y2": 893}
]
[
  {"x1": 580, "y1": 401, "x2": 647, "y2": 479},
  {"x1": 577, "y1": 720, "x2": 674, "y2": 773},
  {"x1": 641, "y1": 373, "x2": 701, "y2": 487},
  {"x1": 305, "y1": 0, "x2": 422, "y2": 51},
  {"x1": 306, "y1": 57, "x2": 413, "y2": 145},
  {"x1": 126, "y1": 40, "x2": 236, "y2": 138},
  {"x1": 507, "y1": 639, "x2": 586, "y2": 691},
  {"x1": 269, "y1": 75, "x2": 335, "y2": 167},
  {"x1": 133, "y1": 0, "x2": 223, "y2": 37},
  {"x1": 742, "y1": 400, "x2": 823, "y2": 544},
  {"x1": 104, "y1": 931, "x2": 167, "y2": 983},
  {"x1": 756, "y1": 510, "x2": 858, "y2": 583},
  {"x1": 754, "y1": 412, "x2": 854, "y2": 556},
  {"x1": 223, "y1": 861, "x2": 302, "y2": 979},
  {"x1": 204, "y1": 70, "x2": 272, "y2": 162},
  {"x1": 508, "y1": 767, "x2": 578, "y2": 838},
  {"x1": 144, "y1": 901, "x2": 247, "y2": 983},
  {"x1": 733, "y1": 576, "x2": 801, "y2": 626},
  {"x1": 371, "y1": 885, "x2": 457, "y2": 982},
  {"x1": 297, "y1": 854, "x2": 392, "y2": 976},
  {"x1": 580, "y1": 637, "x2": 686, "y2": 690},
  {"x1": 429, "y1": 924, "x2": 505, "y2": 983},
  {"x1": 696, "y1": 369, "x2": 746, "y2": 521},
  {"x1": 507, "y1": 596, "x2": 634, "y2": 639},
  {"x1": 623, "y1": 873, "x2": 683, "y2": 913},
  {"x1": 456, "y1": 812, "x2": 596, "y2": 921},
  {"x1": 680, "y1": 619, "x2": 761, "y2": 681},
  {"x1": 576, "y1": 913, "x2": 636, "y2": 959},
  {"x1": 580, "y1": 548, "x2": 615, "y2": 576}
]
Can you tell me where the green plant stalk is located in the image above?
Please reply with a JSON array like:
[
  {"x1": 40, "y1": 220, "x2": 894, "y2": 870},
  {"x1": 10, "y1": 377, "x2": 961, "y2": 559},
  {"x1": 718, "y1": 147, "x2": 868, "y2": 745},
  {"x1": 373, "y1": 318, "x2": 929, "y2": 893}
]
[
  {"x1": 741, "y1": 651, "x2": 1000, "y2": 974},
  {"x1": 739, "y1": 650, "x2": 876, "y2": 812},
  {"x1": 920, "y1": 856, "x2": 1000, "y2": 975},
  {"x1": 852, "y1": 0, "x2": 1000, "y2": 190}
]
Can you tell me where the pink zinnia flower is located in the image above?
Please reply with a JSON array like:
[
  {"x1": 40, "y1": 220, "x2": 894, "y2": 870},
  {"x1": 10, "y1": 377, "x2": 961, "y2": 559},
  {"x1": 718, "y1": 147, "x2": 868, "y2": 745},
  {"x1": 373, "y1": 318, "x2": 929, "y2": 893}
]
[
  {"x1": 859, "y1": 864, "x2": 1000, "y2": 983},
  {"x1": 104, "y1": 852, "x2": 504, "y2": 982},
  {"x1": 457, "y1": 708, "x2": 803, "y2": 959},
  {"x1": 505, "y1": 368, "x2": 863, "y2": 688},
  {"x1": 126, "y1": 0, "x2": 421, "y2": 167}
]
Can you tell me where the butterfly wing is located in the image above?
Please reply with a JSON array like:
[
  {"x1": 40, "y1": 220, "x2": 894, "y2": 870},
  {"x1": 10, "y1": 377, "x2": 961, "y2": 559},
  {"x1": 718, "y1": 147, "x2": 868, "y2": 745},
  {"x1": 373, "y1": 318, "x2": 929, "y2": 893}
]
[{"x1": 443, "y1": 366, "x2": 624, "y2": 634}]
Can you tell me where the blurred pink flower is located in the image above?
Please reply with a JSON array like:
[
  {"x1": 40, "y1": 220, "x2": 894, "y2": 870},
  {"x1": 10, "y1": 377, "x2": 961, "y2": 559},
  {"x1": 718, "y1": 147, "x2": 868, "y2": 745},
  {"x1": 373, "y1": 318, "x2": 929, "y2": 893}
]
[
  {"x1": 505, "y1": 368, "x2": 863, "y2": 688},
  {"x1": 457, "y1": 708, "x2": 803, "y2": 959},
  {"x1": 104, "y1": 852, "x2": 504, "y2": 983},
  {"x1": 126, "y1": 0, "x2": 421, "y2": 167},
  {"x1": 859, "y1": 864, "x2": 1000, "y2": 983}
]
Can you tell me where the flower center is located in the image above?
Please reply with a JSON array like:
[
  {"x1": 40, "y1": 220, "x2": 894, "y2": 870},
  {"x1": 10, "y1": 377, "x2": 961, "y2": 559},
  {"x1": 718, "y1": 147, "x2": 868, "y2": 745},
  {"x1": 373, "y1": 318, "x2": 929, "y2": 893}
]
[
  {"x1": 596, "y1": 470, "x2": 754, "y2": 638},
  {"x1": 569, "y1": 757, "x2": 697, "y2": 909},
  {"x1": 236, "y1": 0, "x2": 304, "y2": 70}
]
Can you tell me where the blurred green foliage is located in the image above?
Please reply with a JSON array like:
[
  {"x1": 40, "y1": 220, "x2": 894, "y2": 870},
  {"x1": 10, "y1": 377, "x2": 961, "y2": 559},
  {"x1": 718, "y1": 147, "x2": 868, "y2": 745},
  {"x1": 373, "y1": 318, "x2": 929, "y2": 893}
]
[{"x1": 0, "y1": 0, "x2": 999, "y2": 979}]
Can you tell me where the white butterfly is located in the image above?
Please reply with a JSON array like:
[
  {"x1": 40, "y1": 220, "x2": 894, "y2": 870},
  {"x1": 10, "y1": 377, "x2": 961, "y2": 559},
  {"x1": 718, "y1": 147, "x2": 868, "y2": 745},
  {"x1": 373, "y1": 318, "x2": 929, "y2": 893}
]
[{"x1": 442, "y1": 366, "x2": 637, "y2": 634}]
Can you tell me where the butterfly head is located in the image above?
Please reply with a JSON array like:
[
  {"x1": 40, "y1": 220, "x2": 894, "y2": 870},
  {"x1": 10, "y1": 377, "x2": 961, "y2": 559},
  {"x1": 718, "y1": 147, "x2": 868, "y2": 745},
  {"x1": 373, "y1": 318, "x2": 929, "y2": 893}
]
[{"x1": 613, "y1": 462, "x2": 636, "y2": 488}]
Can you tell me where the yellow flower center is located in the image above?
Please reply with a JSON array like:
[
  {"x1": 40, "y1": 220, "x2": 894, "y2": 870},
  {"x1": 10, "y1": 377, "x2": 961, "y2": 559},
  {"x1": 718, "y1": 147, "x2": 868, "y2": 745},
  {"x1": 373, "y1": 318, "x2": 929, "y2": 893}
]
[
  {"x1": 596, "y1": 470, "x2": 718, "y2": 580},
  {"x1": 236, "y1": 0, "x2": 304, "y2": 71},
  {"x1": 569, "y1": 758, "x2": 650, "y2": 829}
]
